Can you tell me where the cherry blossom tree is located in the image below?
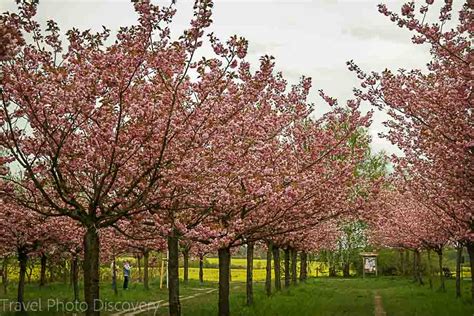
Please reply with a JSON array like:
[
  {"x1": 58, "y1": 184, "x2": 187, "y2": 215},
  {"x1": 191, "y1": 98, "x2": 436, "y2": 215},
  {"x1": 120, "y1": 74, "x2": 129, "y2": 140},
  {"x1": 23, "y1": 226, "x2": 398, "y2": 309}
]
[
  {"x1": 349, "y1": 0, "x2": 473, "y2": 301},
  {"x1": 197, "y1": 99, "x2": 375, "y2": 313},
  {"x1": 0, "y1": 1, "x2": 247, "y2": 314},
  {"x1": 0, "y1": 200, "x2": 54, "y2": 310}
]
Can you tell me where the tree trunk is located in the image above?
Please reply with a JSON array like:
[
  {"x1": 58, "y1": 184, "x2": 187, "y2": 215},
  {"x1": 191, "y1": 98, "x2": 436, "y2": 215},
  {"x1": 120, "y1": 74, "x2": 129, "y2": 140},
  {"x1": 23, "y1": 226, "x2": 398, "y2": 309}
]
[
  {"x1": 246, "y1": 242, "x2": 254, "y2": 306},
  {"x1": 427, "y1": 250, "x2": 433, "y2": 289},
  {"x1": 112, "y1": 254, "x2": 118, "y2": 295},
  {"x1": 199, "y1": 254, "x2": 204, "y2": 284},
  {"x1": 467, "y1": 241, "x2": 474, "y2": 303},
  {"x1": 436, "y1": 249, "x2": 445, "y2": 291},
  {"x1": 291, "y1": 248, "x2": 297, "y2": 285},
  {"x1": 342, "y1": 262, "x2": 350, "y2": 278},
  {"x1": 300, "y1": 251, "x2": 307, "y2": 281},
  {"x1": 17, "y1": 248, "x2": 28, "y2": 312},
  {"x1": 328, "y1": 252, "x2": 337, "y2": 277},
  {"x1": 284, "y1": 248, "x2": 290, "y2": 288},
  {"x1": 405, "y1": 250, "x2": 410, "y2": 276},
  {"x1": 455, "y1": 244, "x2": 462, "y2": 298},
  {"x1": 272, "y1": 246, "x2": 281, "y2": 291},
  {"x1": 400, "y1": 249, "x2": 405, "y2": 276},
  {"x1": 412, "y1": 250, "x2": 417, "y2": 282},
  {"x1": 83, "y1": 226, "x2": 100, "y2": 316},
  {"x1": 144, "y1": 249, "x2": 150, "y2": 290},
  {"x1": 168, "y1": 234, "x2": 181, "y2": 316},
  {"x1": 414, "y1": 250, "x2": 424, "y2": 285},
  {"x1": 39, "y1": 253, "x2": 47, "y2": 287},
  {"x1": 229, "y1": 260, "x2": 232, "y2": 283},
  {"x1": 62, "y1": 260, "x2": 69, "y2": 284},
  {"x1": 48, "y1": 262, "x2": 54, "y2": 283},
  {"x1": 27, "y1": 263, "x2": 33, "y2": 283},
  {"x1": 265, "y1": 243, "x2": 272, "y2": 296},
  {"x1": 2, "y1": 257, "x2": 8, "y2": 295},
  {"x1": 70, "y1": 259, "x2": 73, "y2": 287},
  {"x1": 218, "y1": 247, "x2": 231, "y2": 316},
  {"x1": 183, "y1": 249, "x2": 189, "y2": 285},
  {"x1": 71, "y1": 256, "x2": 79, "y2": 302},
  {"x1": 137, "y1": 254, "x2": 142, "y2": 283}
]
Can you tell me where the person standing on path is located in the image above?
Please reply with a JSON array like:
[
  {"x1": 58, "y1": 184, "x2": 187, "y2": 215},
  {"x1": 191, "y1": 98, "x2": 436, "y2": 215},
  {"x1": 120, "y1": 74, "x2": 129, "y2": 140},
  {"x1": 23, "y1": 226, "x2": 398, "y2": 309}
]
[{"x1": 123, "y1": 261, "x2": 131, "y2": 290}]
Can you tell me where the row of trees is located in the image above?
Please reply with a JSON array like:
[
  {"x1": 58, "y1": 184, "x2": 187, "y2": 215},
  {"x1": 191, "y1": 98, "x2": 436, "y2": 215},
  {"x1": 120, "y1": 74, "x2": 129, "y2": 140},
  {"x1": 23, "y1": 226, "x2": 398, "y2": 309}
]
[
  {"x1": 0, "y1": 1, "x2": 382, "y2": 315},
  {"x1": 357, "y1": 0, "x2": 473, "y2": 303},
  {"x1": 0, "y1": 0, "x2": 472, "y2": 315}
]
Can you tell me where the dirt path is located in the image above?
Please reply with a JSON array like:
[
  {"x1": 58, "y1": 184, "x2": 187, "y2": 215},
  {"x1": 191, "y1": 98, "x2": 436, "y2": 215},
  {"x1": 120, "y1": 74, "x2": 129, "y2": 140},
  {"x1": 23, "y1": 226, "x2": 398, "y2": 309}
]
[{"x1": 373, "y1": 291, "x2": 386, "y2": 316}]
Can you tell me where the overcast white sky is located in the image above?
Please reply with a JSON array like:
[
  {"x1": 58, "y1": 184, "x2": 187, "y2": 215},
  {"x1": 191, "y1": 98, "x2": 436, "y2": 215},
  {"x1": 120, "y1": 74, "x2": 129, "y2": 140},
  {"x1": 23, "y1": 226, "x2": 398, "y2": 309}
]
[{"x1": 1, "y1": 0, "x2": 449, "y2": 155}]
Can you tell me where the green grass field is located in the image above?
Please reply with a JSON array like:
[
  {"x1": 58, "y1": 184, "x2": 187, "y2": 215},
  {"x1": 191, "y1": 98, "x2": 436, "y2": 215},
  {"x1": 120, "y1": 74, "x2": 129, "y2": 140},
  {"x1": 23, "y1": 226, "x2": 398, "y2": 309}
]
[
  {"x1": 1, "y1": 276, "x2": 473, "y2": 315},
  {"x1": 157, "y1": 277, "x2": 474, "y2": 316},
  {"x1": 1, "y1": 255, "x2": 473, "y2": 315}
]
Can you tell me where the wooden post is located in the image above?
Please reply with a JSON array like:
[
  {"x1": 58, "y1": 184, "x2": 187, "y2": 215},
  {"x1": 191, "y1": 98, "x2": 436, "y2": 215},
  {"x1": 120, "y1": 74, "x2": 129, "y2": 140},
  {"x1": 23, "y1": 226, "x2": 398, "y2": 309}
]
[
  {"x1": 160, "y1": 254, "x2": 165, "y2": 290},
  {"x1": 375, "y1": 257, "x2": 378, "y2": 276},
  {"x1": 362, "y1": 257, "x2": 365, "y2": 278},
  {"x1": 265, "y1": 243, "x2": 272, "y2": 296}
]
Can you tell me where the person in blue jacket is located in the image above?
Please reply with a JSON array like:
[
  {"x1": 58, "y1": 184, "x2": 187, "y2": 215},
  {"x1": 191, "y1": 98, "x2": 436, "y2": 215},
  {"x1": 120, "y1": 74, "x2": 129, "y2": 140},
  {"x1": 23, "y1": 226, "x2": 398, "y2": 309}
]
[{"x1": 123, "y1": 261, "x2": 131, "y2": 290}]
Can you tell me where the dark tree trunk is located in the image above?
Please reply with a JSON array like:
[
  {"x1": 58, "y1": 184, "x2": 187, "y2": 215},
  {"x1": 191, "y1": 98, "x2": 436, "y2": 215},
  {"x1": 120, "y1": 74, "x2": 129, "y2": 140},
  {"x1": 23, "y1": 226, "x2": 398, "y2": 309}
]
[
  {"x1": 412, "y1": 250, "x2": 417, "y2": 282},
  {"x1": 144, "y1": 249, "x2": 150, "y2": 290},
  {"x1": 415, "y1": 250, "x2": 424, "y2": 285},
  {"x1": 299, "y1": 251, "x2": 307, "y2": 281},
  {"x1": 26, "y1": 263, "x2": 33, "y2": 283},
  {"x1": 183, "y1": 249, "x2": 189, "y2": 285},
  {"x1": 70, "y1": 260, "x2": 73, "y2": 287},
  {"x1": 272, "y1": 246, "x2": 281, "y2": 291},
  {"x1": 246, "y1": 242, "x2": 254, "y2": 305},
  {"x1": 328, "y1": 252, "x2": 337, "y2": 277},
  {"x1": 400, "y1": 249, "x2": 405, "y2": 276},
  {"x1": 83, "y1": 226, "x2": 100, "y2": 316},
  {"x1": 48, "y1": 262, "x2": 54, "y2": 283},
  {"x1": 455, "y1": 244, "x2": 462, "y2": 298},
  {"x1": 265, "y1": 243, "x2": 272, "y2": 296},
  {"x1": 168, "y1": 234, "x2": 181, "y2": 316},
  {"x1": 427, "y1": 250, "x2": 433, "y2": 290},
  {"x1": 342, "y1": 262, "x2": 350, "y2": 278},
  {"x1": 2, "y1": 257, "x2": 8, "y2": 295},
  {"x1": 17, "y1": 248, "x2": 28, "y2": 312},
  {"x1": 39, "y1": 253, "x2": 47, "y2": 287},
  {"x1": 112, "y1": 254, "x2": 118, "y2": 295},
  {"x1": 218, "y1": 247, "x2": 231, "y2": 316},
  {"x1": 62, "y1": 260, "x2": 69, "y2": 284},
  {"x1": 199, "y1": 254, "x2": 204, "y2": 284},
  {"x1": 137, "y1": 254, "x2": 142, "y2": 283},
  {"x1": 291, "y1": 248, "x2": 297, "y2": 285},
  {"x1": 466, "y1": 241, "x2": 474, "y2": 304},
  {"x1": 229, "y1": 263, "x2": 232, "y2": 283},
  {"x1": 71, "y1": 256, "x2": 79, "y2": 302},
  {"x1": 405, "y1": 250, "x2": 410, "y2": 276},
  {"x1": 436, "y1": 249, "x2": 445, "y2": 291},
  {"x1": 284, "y1": 248, "x2": 290, "y2": 288}
]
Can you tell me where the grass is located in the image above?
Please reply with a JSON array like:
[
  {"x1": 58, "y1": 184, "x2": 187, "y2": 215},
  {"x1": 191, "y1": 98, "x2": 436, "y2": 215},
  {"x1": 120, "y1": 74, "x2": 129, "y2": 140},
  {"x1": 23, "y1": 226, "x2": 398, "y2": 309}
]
[
  {"x1": 379, "y1": 277, "x2": 474, "y2": 316},
  {"x1": 177, "y1": 279, "x2": 373, "y2": 316},
  {"x1": 0, "y1": 278, "x2": 212, "y2": 315},
  {"x1": 171, "y1": 278, "x2": 474, "y2": 316},
  {"x1": 1, "y1": 275, "x2": 473, "y2": 315}
]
